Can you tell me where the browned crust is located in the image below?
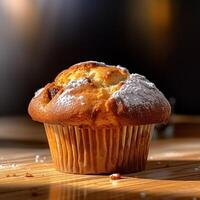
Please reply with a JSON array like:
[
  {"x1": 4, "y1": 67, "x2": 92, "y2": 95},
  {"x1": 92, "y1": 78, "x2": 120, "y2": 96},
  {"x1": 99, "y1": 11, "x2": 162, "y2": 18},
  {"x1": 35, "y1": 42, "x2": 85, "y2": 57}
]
[
  {"x1": 28, "y1": 61, "x2": 171, "y2": 127},
  {"x1": 106, "y1": 97, "x2": 170, "y2": 125}
]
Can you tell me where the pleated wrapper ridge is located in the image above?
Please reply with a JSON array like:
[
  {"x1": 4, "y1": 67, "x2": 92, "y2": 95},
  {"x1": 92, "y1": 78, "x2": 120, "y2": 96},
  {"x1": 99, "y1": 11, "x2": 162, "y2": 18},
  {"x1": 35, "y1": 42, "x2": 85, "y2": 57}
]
[{"x1": 44, "y1": 124, "x2": 154, "y2": 174}]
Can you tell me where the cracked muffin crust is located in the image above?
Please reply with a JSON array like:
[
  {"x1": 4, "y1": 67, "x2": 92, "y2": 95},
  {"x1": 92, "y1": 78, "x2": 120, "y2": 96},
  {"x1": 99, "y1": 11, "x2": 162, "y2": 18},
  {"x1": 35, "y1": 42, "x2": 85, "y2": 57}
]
[{"x1": 28, "y1": 61, "x2": 171, "y2": 127}]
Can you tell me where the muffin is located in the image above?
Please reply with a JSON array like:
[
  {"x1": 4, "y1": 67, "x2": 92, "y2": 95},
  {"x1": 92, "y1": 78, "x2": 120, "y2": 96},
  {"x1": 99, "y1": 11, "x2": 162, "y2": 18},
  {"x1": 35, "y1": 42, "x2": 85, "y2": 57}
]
[{"x1": 28, "y1": 61, "x2": 171, "y2": 174}]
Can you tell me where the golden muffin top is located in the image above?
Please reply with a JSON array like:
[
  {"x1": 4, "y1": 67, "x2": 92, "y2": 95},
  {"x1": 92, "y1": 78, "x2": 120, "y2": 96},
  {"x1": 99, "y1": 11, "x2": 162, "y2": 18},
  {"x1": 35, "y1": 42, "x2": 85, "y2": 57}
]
[{"x1": 28, "y1": 61, "x2": 171, "y2": 127}]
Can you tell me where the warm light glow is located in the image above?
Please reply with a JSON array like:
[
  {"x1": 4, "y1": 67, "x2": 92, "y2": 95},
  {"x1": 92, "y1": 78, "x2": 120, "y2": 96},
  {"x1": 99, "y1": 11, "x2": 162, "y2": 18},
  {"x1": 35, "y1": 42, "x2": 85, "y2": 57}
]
[
  {"x1": 148, "y1": 1, "x2": 171, "y2": 31},
  {"x1": 147, "y1": 0, "x2": 172, "y2": 54},
  {"x1": 1, "y1": 0, "x2": 39, "y2": 40},
  {"x1": 128, "y1": 0, "x2": 172, "y2": 61}
]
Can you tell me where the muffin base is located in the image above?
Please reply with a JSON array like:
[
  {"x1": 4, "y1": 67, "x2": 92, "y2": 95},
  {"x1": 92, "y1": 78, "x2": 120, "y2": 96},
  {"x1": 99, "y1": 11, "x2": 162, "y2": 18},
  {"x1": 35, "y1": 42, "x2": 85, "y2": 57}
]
[{"x1": 44, "y1": 124, "x2": 154, "y2": 174}]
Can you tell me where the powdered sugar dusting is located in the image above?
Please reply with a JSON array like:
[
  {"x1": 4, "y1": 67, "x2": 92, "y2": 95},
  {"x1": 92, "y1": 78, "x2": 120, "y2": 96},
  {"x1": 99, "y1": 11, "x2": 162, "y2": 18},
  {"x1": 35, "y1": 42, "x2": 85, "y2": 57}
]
[
  {"x1": 66, "y1": 78, "x2": 90, "y2": 89},
  {"x1": 55, "y1": 78, "x2": 88, "y2": 107},
  {"x1": 107, "y1": 64, "x2": 130, "y2": 74},
  {"x1": 56, "y1": 88, "x2": 85, "y2": 107},
  {"x1": 116, "y1": 65, "x2": 130, "y2": 74},
  {"x1": 34, "y1": 88, "x2": 44, "y2": 97},
  {"x1": 111, "y1": 73, "x2": 166, "y2": 111},
  {"x1": 57, "y1": 91, "x2": 76, "y2": 107}
]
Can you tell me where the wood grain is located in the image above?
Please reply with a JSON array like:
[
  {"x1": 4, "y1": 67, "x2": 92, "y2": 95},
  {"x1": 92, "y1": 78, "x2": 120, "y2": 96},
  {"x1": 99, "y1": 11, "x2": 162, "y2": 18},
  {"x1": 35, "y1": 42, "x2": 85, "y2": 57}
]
[
  {"x1": 0, "y1": 116, "x2": 200, "y2": 200},
  {"x1": 0, "y1": 138, "x2": 199, "y2": 199}
]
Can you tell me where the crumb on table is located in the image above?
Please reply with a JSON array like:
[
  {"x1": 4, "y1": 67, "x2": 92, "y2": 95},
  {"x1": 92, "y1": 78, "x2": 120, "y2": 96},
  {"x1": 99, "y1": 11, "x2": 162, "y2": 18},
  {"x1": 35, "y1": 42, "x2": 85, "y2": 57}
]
[
  {"x1": 25, "y1": 172, "x2": 34, "y2": 177},
  {"x1": 110, "y1": 173, "x2": 121, "y2": 180},
  {"x1": 6, "y1": 173, "x2": 16, "y2": 177}
]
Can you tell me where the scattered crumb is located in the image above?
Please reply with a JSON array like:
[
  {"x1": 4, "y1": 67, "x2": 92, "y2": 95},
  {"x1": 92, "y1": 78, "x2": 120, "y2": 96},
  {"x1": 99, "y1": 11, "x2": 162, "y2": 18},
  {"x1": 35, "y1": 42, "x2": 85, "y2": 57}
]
[
  {"x1": 35, "y1": 155, "x2": 47, "y2": 163},
  {"x1": 35, "y1": 155, "x2": 40, "y2": 163},
  {"x1": 140, "y1": 192, "x2": 146, "y2": 198},
  {"x1": 192, "y1": 197, "x2": 197, "y2": 200},
  {"x1": 165, "y1": 164, "x2": 170, "y2": 168},
  {"x1": 25, "y1": 172, "x2": 34, "y2": 177},
  {"x1": 157, "y1": 161, "x2": 161, "y2": 165},
  {"x1": 6, "y1": 173, "x2": 16, "y2": 177},
  {"x1": 0, "y1": 165, "x2": 5, "y2": 169},
  {"x1": 110, "y1": 173, "x2": 121, "y2": 180},
  {"x1": 11, "y1": 163, "x2": 17, "y2": 168}
]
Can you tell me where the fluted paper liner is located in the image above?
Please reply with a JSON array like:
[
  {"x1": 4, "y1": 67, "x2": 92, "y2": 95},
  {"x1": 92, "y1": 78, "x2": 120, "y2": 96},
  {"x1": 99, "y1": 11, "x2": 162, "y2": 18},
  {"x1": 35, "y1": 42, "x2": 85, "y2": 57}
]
[{"x1": 44, "y1": 124, "x2": 154, "y2": 174}]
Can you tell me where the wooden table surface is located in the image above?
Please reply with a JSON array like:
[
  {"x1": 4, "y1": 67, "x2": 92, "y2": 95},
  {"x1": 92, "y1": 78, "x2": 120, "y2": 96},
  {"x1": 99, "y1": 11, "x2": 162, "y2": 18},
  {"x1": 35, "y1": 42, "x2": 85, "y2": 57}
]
[{"x1": 0, "y1": 116, "x2": 200, "y2": 200}]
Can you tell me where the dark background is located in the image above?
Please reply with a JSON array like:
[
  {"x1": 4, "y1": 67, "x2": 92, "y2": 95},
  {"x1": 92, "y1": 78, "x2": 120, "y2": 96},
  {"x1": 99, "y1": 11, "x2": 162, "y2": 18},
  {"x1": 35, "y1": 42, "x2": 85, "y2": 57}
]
[{"x1": 0, "y1": 0, "x2": 199, "y2": 116}]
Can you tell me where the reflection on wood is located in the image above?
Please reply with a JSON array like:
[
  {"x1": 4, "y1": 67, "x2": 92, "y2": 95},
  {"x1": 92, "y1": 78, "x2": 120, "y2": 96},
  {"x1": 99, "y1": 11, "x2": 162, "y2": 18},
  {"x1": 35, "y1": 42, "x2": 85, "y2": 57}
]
[{"x1": 0, "y1": 138, "x2": 199, "y2": 199}]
